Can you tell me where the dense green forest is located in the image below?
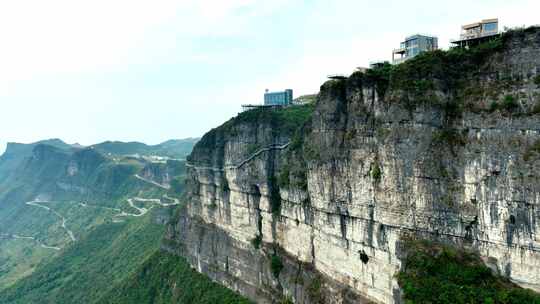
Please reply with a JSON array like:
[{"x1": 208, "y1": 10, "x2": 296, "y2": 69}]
[
  {"x1": 0, "y1": 212, "x2": 164, "y2": 303},
  {"x1": 397, "y1": 239, "x2": 540, "y2": 304},
  {"x1": 98, "y1": 251, "x2": 251, "y2": 304}
]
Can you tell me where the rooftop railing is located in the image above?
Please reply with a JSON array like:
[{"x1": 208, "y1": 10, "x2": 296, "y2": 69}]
[
  {"x1": 456, "y1": 30, "x2": 500, "y2": 42},
  {"x1": 403, "y1": 33, "x2": 439, "y2": 41}
]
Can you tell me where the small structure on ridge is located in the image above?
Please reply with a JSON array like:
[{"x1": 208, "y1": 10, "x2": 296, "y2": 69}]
[
  {"x1": 392, "y1": 34, "x2": 438, "y2": 64},
  {"x1": 451, "y1": 18, "x2": 499, "y2": 48}
]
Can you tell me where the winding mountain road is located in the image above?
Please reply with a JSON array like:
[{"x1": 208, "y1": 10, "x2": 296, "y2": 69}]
[
  {"x1": 115, "y1": 196, "x2": 180, "y2": 218},
  {"x1": 25, "y1": 201, "x2": 76, "y2": 242},
  {"x1": 13, "y1": 172, "x2": 180, "y2": 249},
  {"x1": 134, "y1": 174, "x2": 170, "y2": 190},
  {"x1": 79, "y1": 202, "x2": 122, "y2": 212},
  {"x1": 1, "y1": 232, "x2": 61, "y2": 251}
]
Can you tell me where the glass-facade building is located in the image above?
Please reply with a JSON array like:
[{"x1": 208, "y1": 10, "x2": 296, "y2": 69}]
[
  {"x1": 460, "y1": 19, "x2": 499, "y2": 41},
  {"x1": 264, "y1": 89, "x2": 293, "y2": 106},
  {"x1": 451, "y1": 19, "x2": 499, "y2": 48},
  {"x1": 392, "y1": 34, "x2": 438, "y2": 64}
]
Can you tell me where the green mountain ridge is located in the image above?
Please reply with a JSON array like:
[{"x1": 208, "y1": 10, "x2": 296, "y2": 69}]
[
  {"x1": 0, "y1": 136, "x2": 241, "y2": 304},
  {"x1": 90, "y1": 138, "x2": 199, "y2": 159}
]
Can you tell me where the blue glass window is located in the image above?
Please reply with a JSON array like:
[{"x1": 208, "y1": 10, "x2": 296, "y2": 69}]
[{"x1": 483, "y1": 23, "x2": 497, "y2": 32}]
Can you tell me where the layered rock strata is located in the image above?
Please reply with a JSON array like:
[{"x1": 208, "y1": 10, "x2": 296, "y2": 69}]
[{"x1": 165, "y1": 28, "x2": 540, "y2": 303}]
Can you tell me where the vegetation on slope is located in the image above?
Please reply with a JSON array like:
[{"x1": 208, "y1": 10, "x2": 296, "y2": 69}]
[
  {"x1": 0, "y1": 138, "x2": 252, "y2": 304},
  {"x1": 359, "y1": 26, "x2": 540, "y2": 115},
  {"x1": 0, "y1": 239, "x2": 55, "y2": 289},
  {"x1": 92, "y1": 138, "x2": 198, "y2": 159},
  {"x1": 0, "y1": 212, "x2": 165, "y2": 304},
  {"x1": 360, "y1": 38, "x2": 504, "y2": 109},
  {"x1": 276, "y1": 115, "x2": 315, "y2": 190},
  {"x1": 190, "y1": 104, "x2": 315, "y2": 165},
  {"x1": 98, "y1": 251, "x2": 251, "y2": 304},
  {"x1": 397, "y1": 238, "x2": 540, "y2": 304},
  {"x1": 229, "y1": 104, "x2": 315, "y2": 135},
  {"x1": 0, "y1": 139, "x2": 190, "y2": 301},
  {"x1": 293, "y1": 94, "x2": 318, "y2": 105}
]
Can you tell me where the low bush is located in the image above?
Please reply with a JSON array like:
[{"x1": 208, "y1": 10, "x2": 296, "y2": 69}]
[
  {"x1": 269, "y1": 177, "x2": 282, "y2": 216},
  {"x1": 489, "y1": 101, "x2": 500, "y2": 112},
  {"x1": 220, "y1": 177, "x2": 229, "y2": 193},
  {"x1": 278, "y1": 166, "x2": 290, "y2": 188},
  {"x1": 534, "y1": 75, "x2": 540, "y2": 85},
  {"x1": 251, "y1": 235, "x2": 262, "y2": 249},
  {"x1": 280, "y1": 296, "x2": 294, "y2": 304},
  {"x1": 230, "y1": 104, "x2": 314, "y2": 137},
  {"x1": 371, "y1": 162, "x2": 382, "y2": 182},
  {"x1": 501, "y1": 95, "x2": 519, "y2": 112},
  {"x1": 433, "y1": 129, "x2": 467, "y2": 147},
  {"x1": 270, "y1": 254, "x2": 284, "y2": 278},
  {"x1": 397, "y1": 239, "x2": 540, "y2": 304},
  {"x1": 307, "y1": 275, "x2": 324, "y2": 303}
]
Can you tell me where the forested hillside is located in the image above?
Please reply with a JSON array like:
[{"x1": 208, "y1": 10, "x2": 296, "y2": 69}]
[{"x1": 0, "y1": 138, "x2": 247, "y2": 303}]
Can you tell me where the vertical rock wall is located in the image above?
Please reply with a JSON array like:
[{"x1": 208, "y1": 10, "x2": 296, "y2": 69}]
[{"x1": 165, "y1": 28, "x2": 540, "y2": 303}]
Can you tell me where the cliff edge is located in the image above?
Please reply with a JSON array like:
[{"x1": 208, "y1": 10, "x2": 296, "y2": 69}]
[{"x1": 164, "y1": 27, "x2": 540, "y2": 303}]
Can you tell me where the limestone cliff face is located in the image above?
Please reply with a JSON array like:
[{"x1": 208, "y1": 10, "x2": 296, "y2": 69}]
[{"x1": 164, "y1": 28, "x2": 540, "y2": 304}]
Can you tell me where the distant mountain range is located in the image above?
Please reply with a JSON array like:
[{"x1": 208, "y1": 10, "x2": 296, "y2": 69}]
[
  {"x1": 90, "y1": 138, "x2": 199, "y2": 159},
  {"x1": 0, "y1": 136, "x2": 248, "y2": 304},
  {"x1": 2, "y1": 138, "x2": 198, "y2": 160}
]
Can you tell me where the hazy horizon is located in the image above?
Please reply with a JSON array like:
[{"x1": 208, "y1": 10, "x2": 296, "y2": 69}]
[
  {"x1": 1, "y1": 0, "x2": 538, "y2": 154},
  {"x1": 1, "y1": 136, "x2": 200, "y2": 151}
]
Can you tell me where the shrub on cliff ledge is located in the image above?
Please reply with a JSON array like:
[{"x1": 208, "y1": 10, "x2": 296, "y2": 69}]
[
  {"x1": 307, "y1": 275, "x2": 325, "y2": 303},
  {"x1": 251, "y1": 235, "x2": 262, "y2": 249},
  {"x1": 397, "y1": 239, "x2": 540, "y2": 304},
  {"x1": 229, "y1": 104, "x2": 314, "y2": 136},
  {"x1": 278, "y1": 166, "x2": 290, "y2": 188},
  {"x1": 488, "y1": 95, "x2": 520, "y2": 113},
  {"x1": 269, "y1": 176, "x2": 282, "y2": 216},
  {"x1": 357, "y1": 28, "x2": 539, "y2": 113},
  {"x1": 433, "y1": 129, "x2": 467, "y2": 147},
  {"x1": 388, "y1": 37, "x2": 504, "y2": 110},
  {"x1": 270, "y1": 254, "x2": 284, "y2": 278},
  {"x1": 534, "y1": 75, "x2": 540, "y2": 86},
  {"x1": 501, "y1": 95, "x2": 519, "y2": 112},
  {"x1": 364, "y1": 62, "x2": 393, "y2": 97},
  {"x1": 371, "y1": 162, "x2": 382, "y2": 182}
]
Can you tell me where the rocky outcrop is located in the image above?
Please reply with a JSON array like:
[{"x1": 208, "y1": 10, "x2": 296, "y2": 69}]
[
  {"x1": 139, "y1": 160, "x2": 185, "y2": 188},
  {"x1": 165, "y1": 27, "x2": 540, "y2": 303}
]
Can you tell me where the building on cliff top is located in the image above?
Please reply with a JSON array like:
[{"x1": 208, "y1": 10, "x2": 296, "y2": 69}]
[
  {"x1": 264, "y1": 89, "x2": 293, "y2": 106},
  {"x1": 241, "y1": 89, "x2": 294, "y2": 112},
  {"x1": 451, "y1": 18, "x2": 499, "y2": 48},
  {"x1": 392, "y1": 34, "x2": 438, "y2": 64}
]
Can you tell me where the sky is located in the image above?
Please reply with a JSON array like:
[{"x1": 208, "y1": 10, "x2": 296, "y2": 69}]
[{"x1": 0, "y1": 0, "x2": 538, "y2": 153}]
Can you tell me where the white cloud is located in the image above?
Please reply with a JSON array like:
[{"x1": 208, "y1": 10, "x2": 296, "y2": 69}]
[
  {"x1": 257, "y1": 0, "x2": 540, "y2": 98},
  {"x1": 0, "y1": 0, "x2": 290, "y2": 82}
]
